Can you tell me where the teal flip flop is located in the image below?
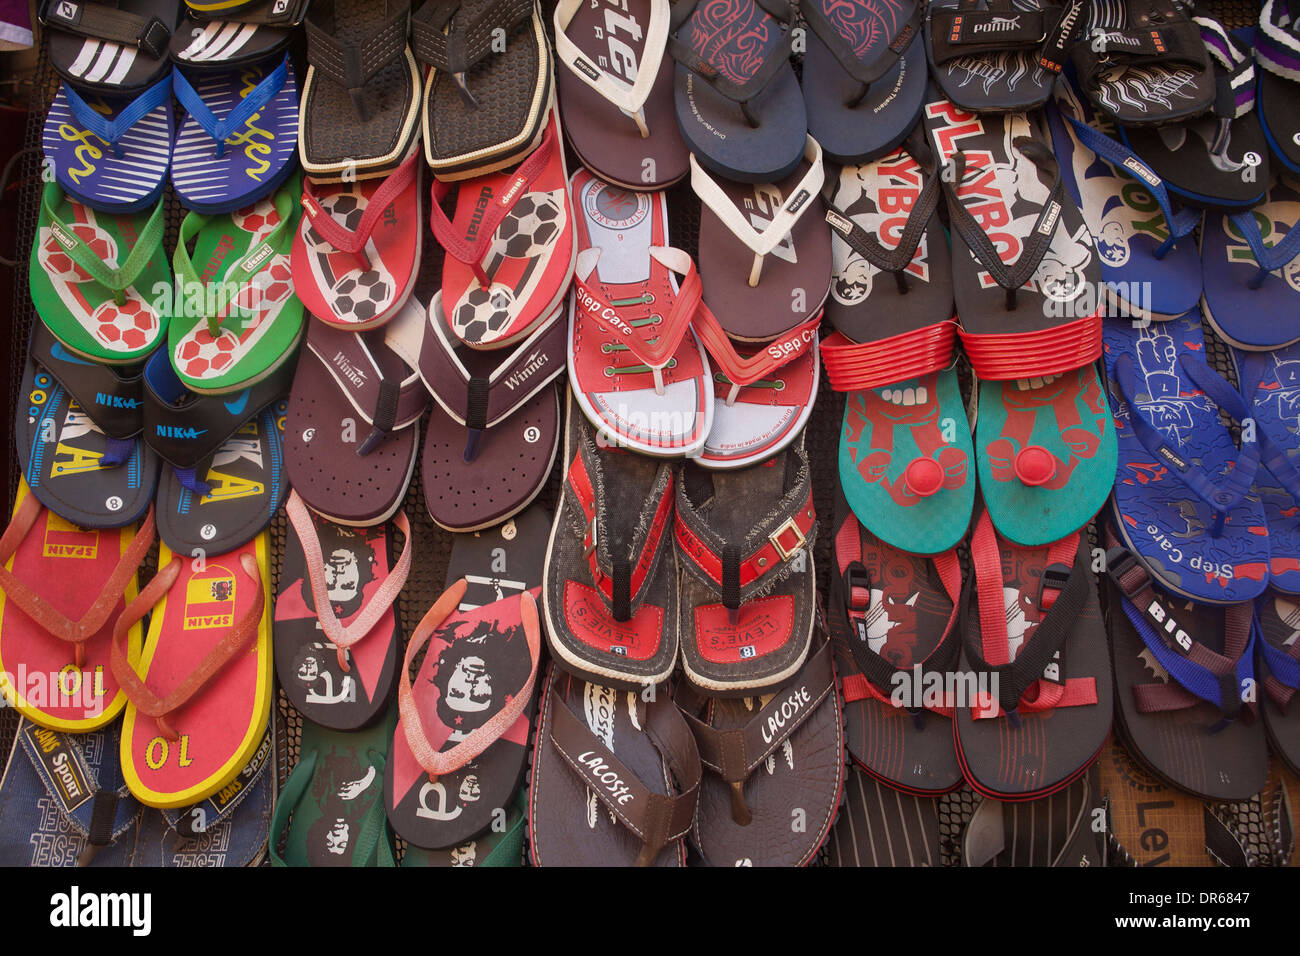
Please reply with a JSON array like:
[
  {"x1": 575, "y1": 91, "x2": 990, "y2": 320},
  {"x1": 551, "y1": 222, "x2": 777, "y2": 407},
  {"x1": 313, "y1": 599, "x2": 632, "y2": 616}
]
[
  {"x1": 838, "y1": 363, "x2": 975, "y2": 555},
  {"x1": 975, "y1": 363, "x2": 1118, "y2": 547}
]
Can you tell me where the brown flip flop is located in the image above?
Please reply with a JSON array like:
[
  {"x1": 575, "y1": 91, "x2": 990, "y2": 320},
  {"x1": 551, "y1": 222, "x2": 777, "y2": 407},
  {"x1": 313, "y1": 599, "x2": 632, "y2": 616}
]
[
  {"x1": 824, "y1": 767, "x2": 943, "y2": 867},
  {"x1": 528, "y1": 664, "x2": 700, "y2": 866},
  {"x1": 676, "y1": 633, "x2": 843, "y2": 866}
]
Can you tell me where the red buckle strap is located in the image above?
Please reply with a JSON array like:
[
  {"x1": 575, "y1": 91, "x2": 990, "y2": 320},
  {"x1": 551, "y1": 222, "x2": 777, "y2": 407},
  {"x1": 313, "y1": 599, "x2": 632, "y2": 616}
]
[
  {"x1": 428, "y1": 121, "x2": 558, "y2": 288},
  {"x1": 567, "y1": 449, "x2": 674, "y2": 611},
  {"x1": 694, "y1": 306, "x2": 821, "y2": 386},
  {"x1": 301, "y1": 151, "x2": 419, "y2": 270},
  {"x1": 959, "y1": 312, "x2": 1102, "y2": 381},
  {"x1": 820, "y1": 321, "x2": 958, "y2": 392},
  {"x1": 674, "y1": 490, "x2": 815, "y2": 592}
]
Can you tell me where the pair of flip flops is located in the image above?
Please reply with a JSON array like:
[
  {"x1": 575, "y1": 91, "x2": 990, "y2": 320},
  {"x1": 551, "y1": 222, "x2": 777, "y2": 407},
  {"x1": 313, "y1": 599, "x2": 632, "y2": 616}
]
[
  {"x1": 828, "y1": 484, "x2": 1113, "y2": 801},
  {"x1": 530, "y1": 631, "x2": 842, "y2": 866},
  {"x1": 545, "y1": 391, "x2": 818, "y2": 698},
  {"x1": 0, "y1": 714, "x2": 274, "y2": 866}
]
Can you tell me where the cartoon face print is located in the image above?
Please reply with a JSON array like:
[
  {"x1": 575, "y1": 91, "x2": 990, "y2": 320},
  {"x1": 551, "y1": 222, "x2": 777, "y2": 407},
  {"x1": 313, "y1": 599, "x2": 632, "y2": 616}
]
[
  {"x1": 458, "y1": 775, "x2": 481, "y2": 803},
  {"x1": 1269, "y1": 355, "x2": 1300, "y2": 429},
  {"x1": 300, "y1": 523, "x2": 378, "y2": 619},
  {"x1": 325, "y1": 547, "x2": 360, "y2": 607},
  {"x1": 325, "y1": 819, "x2": 350, "y2": 855},
  {"x1": 1135, "y1": 332, "x2": 1198, "y2": 438},
  {"x1": 1098, "y1": 220, "x2": 1129, "y2": 267},
  {"x1": 865, "y1": 588, "x2": 919, "y2": 660},
  {"x1": 445, "y1": 655, "x2": 492, "y2": 714},
  {"x1": 1003, "y1": 586, "x2": 1037, "y2": 660},
  {"x1": 1033, "y1": 225, "x2": 1092, "y2": 303}
]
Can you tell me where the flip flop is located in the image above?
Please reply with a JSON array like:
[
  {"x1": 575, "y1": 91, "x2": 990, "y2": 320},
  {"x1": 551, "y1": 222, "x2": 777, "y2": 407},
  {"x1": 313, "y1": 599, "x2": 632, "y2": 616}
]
[
  {"x1": 1101, "y1": 741, "x2": 1256, "y2": 865},
  {"x1": 836, "y1": 363, "x2": 975, "y2": 556},
  {"x1": 143, "y1": 349, "x2": 291, "y2": 555},
  {"x1": 415, "y1": 0, "x2": 553, "y2": 182},
  {"x1": 1264, "y1": 760, "x2": 1300, "y2": 865},
  {"x1": 674, "y1": 432, "x2": 818, "y2": 696},
  {"x1": 821, "y1": 128, "x2": 955, "y2": 350},
  {"x1": 1232, "y1": 343, "x2": 1300, "y2": 592},
  {"x1": 975, "y1": 364, "x2": 1118, "y2": 548},
  {"x1": 1256, "y1": 591, "x2": 1300, "y2": 777},
  {"x1": 0, "y1": 483, "x2": 151, "y2": 732},
  {"x1": 954, "y1": 513, "x2": 1112, "y2": 801},
  {"x1": 1201, "y1": 175, "x2": 1300, "y2": 351},
  {"x1": 961, "y1": 765, "x2": 1106, "y2": 866},
  {"x1": 829, "y1": 486, "x2": 964, "y2": 795},
  {"x1": 400, "y1": 791, "x2": 525, "y2": 866},
  {"x1": 42, "y1": 76, "x2": 173, "y2": 212},
  {"x1": 170, "y1": 56, "x2": 299, "y2": 214},
  {"x1": 386, "y1": 570, "x2": 543, "y2": 849},
  {"x1": 282, "y1": 315, "x2": 427, "y2": 526},
  {"x1": 431, "y1": 111, "x2": 577, "y2": 350},
  {"x1": 293, "y1": 152, "x2": 423, "y2": 330},
  {"x1": 1107, "y1": 546, "x2": 1258, "y2": 801},
  {"x1": 1070, "y1": 0, "x2": 1214, "y2": 128},
  {"x1": 0, "y1": 718, "x2": 141, "y2": 865},
  {"x1": 824, "y1": 768, "x2": 941, "y2": 866},
  {"x1": 269, "y1": 708, "x2": 397, "y2": 866},
  {"x1": 677, "y1": 632, "x2": 843, "y2": 866},
  {"x1": 1117, "y1": 19, "x2": 1268, "y2": 212},
  {"x1": 553, "y1": 0, "x2": 688, "y2": 190},
  {"x1": 405, "y1": 293, "x2": 563, "y2": 532},
  {"x1": 543, "y1": 391, "x2": 680, "y2": 689},
  {"x1": 299, "y1": 0, "x2": 422, "y2": 182},
  {"x1": 693, "y1": 138, "x2": 831, "y2": 341},
  {"x1": 169, "y1": 182, "x2": 304, "y2": 395},
  {"x1": 800, "y1": 0, "x2": 926, "y2": 164},
  {"x1": 274, "y1": 493, "x2": 410, "y2": 731},
  {"x1": 134, "y1": 716, "x2": 275, "y2": 866},
  {"x1": 1046, "y1": 77, "x2": 1203, "y2": 321},
  {"x1": 667, "y1": 0, "x2": 805, "y2": 183},
  {"x1": 31, "y1": 183, "x2": 170, "y2": 366},
  {"x1": 693, "y1": 305, "x2": 820, "y2": 469},
  {"x1": 566, "y1": 168, "x2": 713, "y2": 458},
  {"x1": 1257, "y1": 0, "x2": 1300, "y2": 176},
  {"x1": 528, "y1": 664, "x2": 700, "y2": 866},
  {"x1": 1103, "y1": 310, "x2": 1269, "y2": 604},
  {"x1": 169, "y1": 2, "x2": 303, "y2": 69},
  {"x1": 115, "y1": 533, "x2": 273, "y2": 808},
  {"x1": 17, "y1": 331, "x2": 159, "y2": 530},
  {"x1": 41, "y1": 0, "x2": 179, "y2": 95},
  {"x1": 926, "y1": 0, "x2": 1074, "y2": 113},
  {"x1": 924, "y1": 95, "x2": 1104, "y2": 381}
]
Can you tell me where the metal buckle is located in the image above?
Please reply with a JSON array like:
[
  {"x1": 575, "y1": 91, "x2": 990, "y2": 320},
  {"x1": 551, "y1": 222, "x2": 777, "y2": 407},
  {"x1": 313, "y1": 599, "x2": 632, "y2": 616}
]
[
  {"x1": 769, "y1": 517, "x2": 806, "y2": 562},
  {"x1": 583, "y1": 516, "x2": 598, "y2": 559}
]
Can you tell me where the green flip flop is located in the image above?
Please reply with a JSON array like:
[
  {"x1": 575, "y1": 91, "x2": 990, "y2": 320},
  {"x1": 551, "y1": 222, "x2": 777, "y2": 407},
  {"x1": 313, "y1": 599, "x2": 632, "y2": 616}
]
[
  {"x1": 169, "y1": 175, "x2": 304, "y2": 395},
  {"x1": 975, "y1": 363, "x2": 1118, "y2": 547},
  {"x1": 838, "y1": 364, "x2": 975, "y2": 555},
  {"x1": 269, "y1": 706, "x2": 397, "y2": 868},
  {"x1": 30, "y1": 182, "x2": 170, "y2": 365}
]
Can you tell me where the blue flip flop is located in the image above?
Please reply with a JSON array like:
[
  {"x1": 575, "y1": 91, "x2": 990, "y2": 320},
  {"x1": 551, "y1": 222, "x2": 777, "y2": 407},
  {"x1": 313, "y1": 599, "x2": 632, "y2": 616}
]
[
  {"x1": 171, "y1": 55, "x2": 299, "y2": 214},
  {"x1": 42, "y1": 76, "x2": 173, "y2": 213},
  {"x1": 1201, "y1": 175, "x2": 1300, "y2": 351},
  {"x1": 1047, "y1": 77, "x2": 1203, "y2": 322},
  {"x1": 1233, "y1": 342, "x2": 1300, "y2": 594},
  {"x1": 1104, "y1": 310, "x2": 1270, "y2": 604}
]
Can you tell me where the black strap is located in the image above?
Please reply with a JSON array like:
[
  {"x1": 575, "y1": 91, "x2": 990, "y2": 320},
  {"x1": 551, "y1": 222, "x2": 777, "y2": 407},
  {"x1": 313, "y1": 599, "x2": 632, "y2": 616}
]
[
  {"x1": 464, "y1": 376, "x2": 490, "y2": 431},
  {"x1": 87, "y1": 789, "x2": 119, "y2": 848},
  {"x1": 411, "y1": 0, "x2": 532, "y2": 73},
  {"x1": 722, "y1": 546, "x2": 741, "y2": 613},
  {"x1": 928, "y1": 0, "x2": 1059, "y2": 65},
  {"x1": 304, "y1": 1, "x2": 410, "y2": 120},
  {"x1": 358, "y1": 376, "x2": 400, "y2": 457},
  {"x1": 943, "y1": 136, "x2": 1067, "y2": 309},
  {"x1": 39, "y1": 0, "x2": 171, "y2": 57},
  {"x1": 30, "y1": 323, "x2": 144, "y2": 440}
]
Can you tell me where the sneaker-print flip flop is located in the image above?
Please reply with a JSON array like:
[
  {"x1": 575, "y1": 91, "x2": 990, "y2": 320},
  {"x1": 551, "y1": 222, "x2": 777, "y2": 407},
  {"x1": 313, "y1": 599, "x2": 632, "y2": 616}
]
[
  {"x1": 115, "y1": 533, "x2": 273, "y2": 809},
  {"x1": 171, "y1": 55, "x2": 299, "y2": 214},
  {"x1": 293, "y1": 152, "x2": 422, "y2": 330},
  {"x1": 43, "y1": 0, "x2": 179, "y2": 95},
  {"x1": 553, "y1": 0, "x2": 688, "y2": 190},
  {"x1": 800, "y1": 0, "x2": 926, "y2": 164},
  {"x1": 975, "y1": 364, "x2": 1117, "y2": 547},
  {"x1": 954, "y1": 513, "x2": 1112, "y2": 801},
  {"x1": 169, "y1": 1, "x2": 304, "y2": 70},
  {"x1": 1104, "y1": 310, "x2": 1269, "y2": 604},
  {"x1": 829, "y1": 486, "x2": 964, "y2": 795},
  {"x1": 143, "y1": 349, "x2": 291, "y2": 555},
  {"x1": 0, "y1": 483, "x2": 151, "y2": 732},
  {"x1": 17, "y1": 327, "x2": 159, "y2": 530},
  {"x1": 31, "y1": 183, "x2": 170, "y2": 366},
  {"x1": 431, "y1": 112, "x2": 577, "y2": 350},
  {"x1": 275, "y1": 494, "x2": 409, "y2": 732},
  {"x1": 43, "y1": 76, "x2": 173, "y2": 213},
  {"x1": 566, "y1": 169, "x2": 713, "y2": 458},
  {"x1": 169, "y1": 182, "x2": 304, "y2": 395},
  {"x1": 1046, "y1": 78, "x2": 1203, "y2": 321}
]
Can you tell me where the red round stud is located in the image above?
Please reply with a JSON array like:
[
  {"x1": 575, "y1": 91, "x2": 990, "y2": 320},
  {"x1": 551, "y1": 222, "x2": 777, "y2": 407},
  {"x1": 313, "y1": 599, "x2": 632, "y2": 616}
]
[
  {"x1": 904, "y1": 458, "x2": 944, "y2": 497},
  {"x1": 1014, "y1": 446, "x2": 1056, "y2": 487}
]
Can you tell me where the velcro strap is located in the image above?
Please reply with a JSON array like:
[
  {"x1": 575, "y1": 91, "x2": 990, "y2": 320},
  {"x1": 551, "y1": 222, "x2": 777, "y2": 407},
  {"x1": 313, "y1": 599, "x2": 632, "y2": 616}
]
[
  {"x1": 930, "y1": 7, "x2": 1049, "y2": 62},
  {"x1": 40, "y1": 0, "x2": 170, "y2": 56}
]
